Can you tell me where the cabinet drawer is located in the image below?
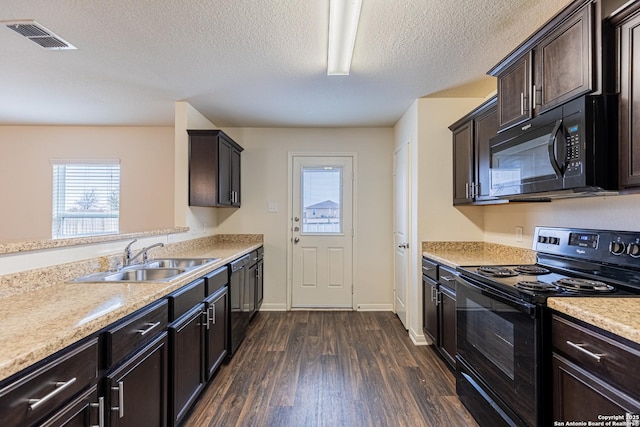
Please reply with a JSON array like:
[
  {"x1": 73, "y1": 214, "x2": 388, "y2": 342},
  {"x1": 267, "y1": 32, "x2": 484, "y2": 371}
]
[
  {"x1": 438, "y1": 266, "x2": 457, "y2": 291},
  {"x1": 105, "y1": 299, "x2": 168, "y2": 367},
  {"x1": 168, "y1": 278, "x2": 205, "y2": 321},
  {"x1": 0, "y1": 337, "x2": 99, "y2": 427},
  {"x1": 422, "y1": 258, "x2": 438, "y2": 281},
  {"x1": 552, "y1": 314, "x2": 640, "y2": 398},
  {"x1": 205, "y1": 265, "x2": 229, "y2": 296}
]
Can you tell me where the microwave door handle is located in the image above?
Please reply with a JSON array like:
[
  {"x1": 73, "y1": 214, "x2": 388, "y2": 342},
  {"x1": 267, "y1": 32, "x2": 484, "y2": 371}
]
[{"x1": 547, "y1": 120, "x2": 564, "y2": 177}]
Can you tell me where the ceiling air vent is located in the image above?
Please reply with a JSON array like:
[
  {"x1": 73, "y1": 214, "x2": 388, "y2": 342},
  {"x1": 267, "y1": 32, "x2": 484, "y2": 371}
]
[{"x1": 3, "y1": 20, "x2": 76, "y2": 50}]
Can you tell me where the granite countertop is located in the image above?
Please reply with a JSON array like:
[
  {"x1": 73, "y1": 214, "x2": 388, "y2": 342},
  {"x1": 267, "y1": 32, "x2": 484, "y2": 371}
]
[
  {"x1": 0, "y1": 237, "x2": 262, "y2": 382},
  {"x1": 548, "y1": 297, "x2": 640, "y2": 345},
  {"x1": 422, "y1": 241, "x2": 537, "y2": 268}
]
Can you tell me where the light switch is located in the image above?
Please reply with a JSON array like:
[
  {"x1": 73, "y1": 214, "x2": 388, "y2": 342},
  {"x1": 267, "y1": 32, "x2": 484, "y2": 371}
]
[{"x1": 267, "y1": 202, "x2": 278, "y2": 213}]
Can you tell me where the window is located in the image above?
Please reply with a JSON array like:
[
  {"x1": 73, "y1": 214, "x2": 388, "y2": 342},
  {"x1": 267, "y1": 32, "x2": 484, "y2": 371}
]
[
  {"x1": 301, "y1": 166, "x2": 342, "y2": 234},
  {"x1": 52, "y1": 161, "x2": 120, "y2": 239}
]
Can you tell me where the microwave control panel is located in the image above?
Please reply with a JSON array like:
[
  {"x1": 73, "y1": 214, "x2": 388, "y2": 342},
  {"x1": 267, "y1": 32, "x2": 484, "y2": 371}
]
[{"x1": 563, "y1": 123, "x2": 582, "y2": 176}]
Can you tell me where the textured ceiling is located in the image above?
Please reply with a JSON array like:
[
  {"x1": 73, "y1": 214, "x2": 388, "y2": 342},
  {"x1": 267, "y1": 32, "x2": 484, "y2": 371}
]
[{"x1": 0, "y1": 0, "x2": 570, "y2": 127}]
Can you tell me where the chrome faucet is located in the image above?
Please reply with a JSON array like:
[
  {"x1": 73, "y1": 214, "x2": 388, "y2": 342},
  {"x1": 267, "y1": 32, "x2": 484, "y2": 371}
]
[{"x1": 123, "y1": 239, "x2": 164, "y2": 266}]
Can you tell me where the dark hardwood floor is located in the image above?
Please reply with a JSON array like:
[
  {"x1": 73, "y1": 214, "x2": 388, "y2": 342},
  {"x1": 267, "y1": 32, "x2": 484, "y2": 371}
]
[{"x1": 184, "y1": 311, "x2": 477, "y2": 427}]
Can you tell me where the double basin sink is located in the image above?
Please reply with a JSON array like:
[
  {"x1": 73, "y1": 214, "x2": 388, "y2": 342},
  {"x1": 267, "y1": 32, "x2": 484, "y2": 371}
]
[{"x1": 72, "y1": 258, "x2": 219, "y2": 283}]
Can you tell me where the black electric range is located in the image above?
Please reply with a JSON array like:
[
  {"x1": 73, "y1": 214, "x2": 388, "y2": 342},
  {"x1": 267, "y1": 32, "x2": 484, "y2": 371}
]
[{"x1": 455, "y1": 227, "x2": 640, "y2": 427}]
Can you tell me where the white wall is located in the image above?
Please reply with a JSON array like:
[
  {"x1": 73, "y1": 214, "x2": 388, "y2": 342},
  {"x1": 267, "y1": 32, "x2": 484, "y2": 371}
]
[{"x1": 214, "y1": 127, "x2": 395, "y2": 310}]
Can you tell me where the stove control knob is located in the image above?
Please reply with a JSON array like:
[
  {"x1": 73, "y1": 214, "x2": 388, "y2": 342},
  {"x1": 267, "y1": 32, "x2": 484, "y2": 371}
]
[
  {"x1": 549, "y1": 237, "x2": 559, "y2": 245},
  {"x1": 539, "y1": 236, "x2": 548, "y2": 244},
  {"x1": 628, "y1": 243, "x2": 640, "y2": 258},
  {"x1": 609, "y1": 242, "x2": 626, "y2": 255}
]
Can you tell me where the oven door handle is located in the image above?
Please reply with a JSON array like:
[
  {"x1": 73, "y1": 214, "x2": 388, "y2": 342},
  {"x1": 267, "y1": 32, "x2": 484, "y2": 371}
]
[{"x1": 457, "y1": 276, "x2": 538, "y2": 317}]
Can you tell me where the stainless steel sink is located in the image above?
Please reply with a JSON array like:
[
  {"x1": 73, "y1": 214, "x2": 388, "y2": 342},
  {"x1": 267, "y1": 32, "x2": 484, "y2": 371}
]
[
  {"x1": 103, "y1": 268, "x2": 186, "y2": 282},
  {"x1": 71, "y1": 257, "x2": 219, "y2": 283},
  {"x1": 144, "y1": 258, "x2": 217, "y2": 269}
]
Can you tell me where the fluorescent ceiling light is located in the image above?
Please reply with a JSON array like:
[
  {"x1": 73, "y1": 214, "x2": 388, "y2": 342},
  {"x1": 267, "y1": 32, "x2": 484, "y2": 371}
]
[{"x1": 327, "y1": 0, "x2": 362, "y2": 76}]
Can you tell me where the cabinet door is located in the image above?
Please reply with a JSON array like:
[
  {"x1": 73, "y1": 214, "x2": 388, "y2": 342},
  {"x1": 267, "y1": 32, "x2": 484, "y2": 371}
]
[
  {"x1": 106, "y1": 332, "x2": 168, "y2": 427},
  {"x1": 452, "y1": 121, "x2": 474, "y2": 205},
  {"x1": 169, "y1": 305, "x2": 205, "y2": 427},
  {"x1": 474, "y1": 104, "x2": 498, "y2": 200},
  {"x1": 217, "y1": 139, "x2": 233, "y2": 206},
  {"x1": 205, "y1": 287, "x2": 228, "y2": 380},
  {"x1": 552, "y1": 354, "x2": 640, "y2": 421},
  {"x1": 422, "y1": 276, "x2": 438, "y2": 344},
  {"x1": 618, "y1": 8, "x2": 640, "y2": 188},
  {"x1": 535, "y1": 4, "x2": 593, "y2": 114},
  {"x1": 497, "y1": 53, "x2": 532, "y2": 130},
  {"x1": 230, "y1": 147, "x2": 241, "y2": 207},
  {"x1": 439, "y1": 286, "x2": 456, "y2": 369},
  {"x1": 38, "y1": 385, "x2": 100, "y2": 427},
  {"x1": 255, "y1": 259, "x2": 264, "y2": 310}
]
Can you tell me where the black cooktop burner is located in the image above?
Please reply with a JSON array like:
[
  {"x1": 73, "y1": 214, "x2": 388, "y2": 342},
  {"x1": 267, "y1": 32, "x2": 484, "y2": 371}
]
[
  {"x1": 477, "y1": 266, "x2": 518, "y2": 277},
  {"x1": 515, "y1": 265, "x2": 551, "y2": 275},
  {"x1": 515, "y1": 280, "x2": 560, "y2": 292},
  {"x1": 553, "y1": 277, "x2": 616, "y2": 293}
]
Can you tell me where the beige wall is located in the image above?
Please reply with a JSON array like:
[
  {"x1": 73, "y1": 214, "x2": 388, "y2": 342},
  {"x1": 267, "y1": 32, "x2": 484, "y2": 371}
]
[
  {"x1": 394, "y1": 97, "x2": 486, "y2": 342},
  {"x1": 0, "y1": 126, "x2": 174, "y2": 242},
  {"x1": 173, "y1": 102, "x2": 218, "y2": 241},
  {"x1": 215, "y1": 127, "x2": 395, "y2": 310},
  {"x1": 484, "y1": 193, "x2": 640, "y2": 247}
]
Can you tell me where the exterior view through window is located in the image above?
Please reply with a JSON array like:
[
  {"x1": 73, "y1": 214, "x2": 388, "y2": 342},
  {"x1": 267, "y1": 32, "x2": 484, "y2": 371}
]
[
  {"x1": 52, "y1": 162, "x2": 120, "y2": 239},
  {"x1": 302, "y1": 166, "x2": 342, "y2": 234}
]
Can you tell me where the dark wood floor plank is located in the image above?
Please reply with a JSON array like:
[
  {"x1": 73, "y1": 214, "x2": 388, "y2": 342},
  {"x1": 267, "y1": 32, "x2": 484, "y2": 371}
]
[{"x1": 184, "y1": 311, "x2": 478, "y2": 427}]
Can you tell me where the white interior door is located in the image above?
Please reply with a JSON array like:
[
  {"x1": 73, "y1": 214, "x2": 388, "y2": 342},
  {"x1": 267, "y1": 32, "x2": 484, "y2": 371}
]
[
  {"x1": 394, "y1": 143, "x2": 410, "y2": 328},
  {"x1": 291, "y1": 156, "x2": 353, "y2": 308}
]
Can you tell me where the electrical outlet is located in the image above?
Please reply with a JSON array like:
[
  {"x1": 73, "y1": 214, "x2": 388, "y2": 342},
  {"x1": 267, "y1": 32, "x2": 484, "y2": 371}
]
[
  {"x1": 267, "y1": 202, "x2": 278, "y2": 213},
  {"x1": 515, "y1": 226, "x2": 523, "y2": 242}
]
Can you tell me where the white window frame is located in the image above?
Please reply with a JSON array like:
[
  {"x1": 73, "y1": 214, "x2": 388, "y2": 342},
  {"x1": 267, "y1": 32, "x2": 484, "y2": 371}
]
[{"x1": 51, "y1": 159, "x2": 121, "y2": 239}]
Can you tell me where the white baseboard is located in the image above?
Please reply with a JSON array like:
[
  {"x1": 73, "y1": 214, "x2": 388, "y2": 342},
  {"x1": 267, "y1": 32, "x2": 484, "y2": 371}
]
[
  {"x1": 356, "y1": 303, "x2": 394, "y2": 311},
  {"x1": 258, "y1": 303, "x2": 287, "y2": 311},
  {"x1": 409, "y1": 328, "x2": 429, "y2": 346}
]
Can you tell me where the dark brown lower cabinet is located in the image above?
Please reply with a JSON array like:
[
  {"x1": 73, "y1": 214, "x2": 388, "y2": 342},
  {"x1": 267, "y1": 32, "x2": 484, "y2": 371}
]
[
  {"x1": 552, "y1": 354, "x2": 639, "y2": 421},
  {"x1": 552, "y1": 314, "x2": 640, "y2": 423},
  {"x1": 38, "y1": 385, "x2": 100, "y2": 427},
  {"x1": 105, "y1": 332, "x2": 168, "y2": 427},
  {"x1": 421, "y1": 257, "x2": 457, "y2": 370},
  {"x1": 169, "y1": 304, "x2": 205, "y2": 427},
  {"x1": 439, "y1": 284, "x2": 456, "y2": 367},
  {"x1": 205, "y1": 287, "x2": 228, "y2": 380},
  {"x1": 422, "y1": 275, "x2": 438, "y2": 343}
]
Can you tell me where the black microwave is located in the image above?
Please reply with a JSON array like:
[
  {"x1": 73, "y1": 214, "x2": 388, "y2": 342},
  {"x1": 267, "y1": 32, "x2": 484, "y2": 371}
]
[{"x1": 489, "y1": 95, "x2": 618, "y2": 199}]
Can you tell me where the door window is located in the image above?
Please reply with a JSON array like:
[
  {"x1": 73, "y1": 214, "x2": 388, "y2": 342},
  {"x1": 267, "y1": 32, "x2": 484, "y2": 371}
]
[{"x1": 301, "y1": 166, "x2": 343, "y2": 234}]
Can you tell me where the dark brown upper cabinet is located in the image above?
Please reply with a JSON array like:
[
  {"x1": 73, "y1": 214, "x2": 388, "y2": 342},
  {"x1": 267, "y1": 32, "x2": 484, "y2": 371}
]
[
  {"x1": 610, "y1": 2, "x2": 640, "y2": 188},
  {"x1": 188, "y1": 130, "x2": 243, "y2": 207},
  {"x1": 489, "y1": 0, "x2": 597, "y2": 132},
  {"x1": 450, "y1": 97, "x2": 500, "y2": 205},
  {"x1": 496, "y1": 53, "x2": 532, "y2": 130}
]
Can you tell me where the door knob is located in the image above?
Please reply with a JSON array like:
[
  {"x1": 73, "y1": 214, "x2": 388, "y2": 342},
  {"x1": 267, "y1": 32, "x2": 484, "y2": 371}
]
[
  {"x1": 293, "y1": 237, "x2": 300, "y2": 244},
  {"x1": 294, "y1": 217, "x2": 300, "y2": 222}
]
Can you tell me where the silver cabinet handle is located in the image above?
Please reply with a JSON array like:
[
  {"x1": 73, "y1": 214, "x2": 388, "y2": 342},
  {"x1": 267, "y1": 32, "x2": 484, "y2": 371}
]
[
  {"x1": 520, "y1": 92, "x2": 525, "y2": 115},
  {"x1": 440, "y1": 275, "x2": 456, "y2": 282},
  {"x1": 532, "y1": 84, "x2": 537, "y2": 109},
  {"x1": 28, "y1": 377, "x2": 77, "y2": 410},
  {"x1": 90, "y1": 396, "x2": 105, "y2": 427},
  {"x1": 111, "y1": 381, "x2": 124, "y2": 418},
  {"x1": 436, "y1": 290, "x2": 442, "y2": 305},
  {"x1": 136, "y1": 321, "x2": 160, "y2": 336},
  {"x1": 465, "y1": 182, "x2": 469, "y2": 199},
  {"x1": 566, "y1": 340, "x2": 603, "y2": 362},
  {"x1": 209, "y1": 305, "x2": 216, "y2": 326}
]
